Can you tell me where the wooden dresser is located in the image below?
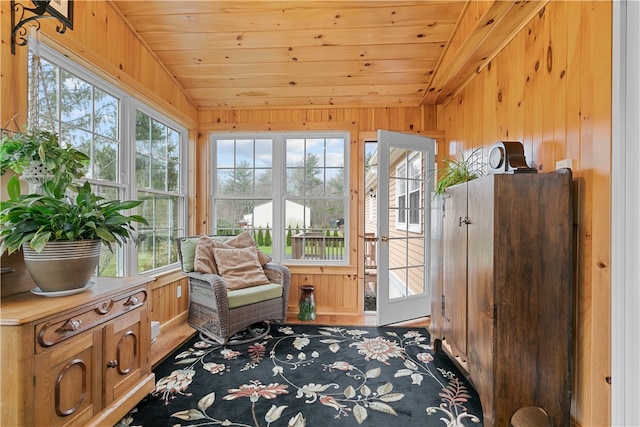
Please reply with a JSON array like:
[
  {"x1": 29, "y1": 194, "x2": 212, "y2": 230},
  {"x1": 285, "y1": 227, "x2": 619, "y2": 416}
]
[
  {"x1": 0, "y1": 276, "x2": 155, "y2": 427},
  {"x1": 430, "y1": 170, "x2": 573, "y2": 427}
]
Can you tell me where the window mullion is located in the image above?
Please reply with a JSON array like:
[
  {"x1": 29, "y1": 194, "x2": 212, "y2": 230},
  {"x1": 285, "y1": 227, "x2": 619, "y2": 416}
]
[
  {"x1": 122, "y1": 97, "x2": 136, "y2": 275},
  {"x1": 272, "y1": 135, "x2": 285, "y2": 259}
]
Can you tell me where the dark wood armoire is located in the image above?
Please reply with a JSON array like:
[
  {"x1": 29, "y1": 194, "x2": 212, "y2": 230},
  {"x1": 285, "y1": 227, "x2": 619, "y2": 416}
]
[{"x1": 430, "y1": 169, "x2": 574, "y2": 427}]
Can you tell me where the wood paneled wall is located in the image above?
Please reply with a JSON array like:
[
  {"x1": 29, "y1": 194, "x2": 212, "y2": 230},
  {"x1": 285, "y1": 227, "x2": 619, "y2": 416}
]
[
  {"x1": 441, "y1": 3, "x2": 611, "y2": 426},
  {"x1": 0, "y1": 1, "x2": 198, "y2": 130}
]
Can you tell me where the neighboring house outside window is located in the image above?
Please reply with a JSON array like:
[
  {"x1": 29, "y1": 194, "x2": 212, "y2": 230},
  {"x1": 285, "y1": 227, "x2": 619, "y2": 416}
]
[
  {"x1": 211, "y1": 132, "x2": 348, "y2": 264},
  {"x1": 27, "y1": 45, "x2": 187, "y2": 276},
  {"x1": 395, "y1": 152, "x2": 422, "y2": 233}
]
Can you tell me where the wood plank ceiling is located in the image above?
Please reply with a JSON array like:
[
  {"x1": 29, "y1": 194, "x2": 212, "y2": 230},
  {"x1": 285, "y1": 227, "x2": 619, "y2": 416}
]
[{"x1": 111, "y1": 1, "x2": 547, "y2": 110}]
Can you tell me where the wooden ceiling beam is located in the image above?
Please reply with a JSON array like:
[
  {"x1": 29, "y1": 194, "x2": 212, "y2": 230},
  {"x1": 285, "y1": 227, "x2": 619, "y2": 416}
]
[{"x1": 421, "y1": 0, "x2": 549, "y2": 105}]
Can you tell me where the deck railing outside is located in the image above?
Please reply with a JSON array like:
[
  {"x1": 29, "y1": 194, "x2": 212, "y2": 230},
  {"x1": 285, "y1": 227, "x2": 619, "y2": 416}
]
[{"x1": 291, "y1": 232, "x2": 344, "y2": 260}]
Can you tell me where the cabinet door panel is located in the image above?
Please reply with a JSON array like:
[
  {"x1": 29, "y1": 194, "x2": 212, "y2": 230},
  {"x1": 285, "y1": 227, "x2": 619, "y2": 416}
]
[
  {"x1": 103, "y1": 306, "x2": 150, "y2": 405},
  {"x1": 34, "y1": 331, "x2": 101, "y2": 427},
  {"x1": 442, "y1": 183, "x2": 468, "y2": 357},
  {"x1": 429, "y1": 195, "x2": 445, "y2": 338},
  {"x1": 466, "y1": 176, "x2": 496, "y2": 424}
]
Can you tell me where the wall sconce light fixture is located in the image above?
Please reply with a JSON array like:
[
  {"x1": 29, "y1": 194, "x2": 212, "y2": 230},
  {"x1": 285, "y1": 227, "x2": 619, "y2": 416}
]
[
  {"x1": 11, "y1": 0, "x2": 74, "y2": 55},
  {"x1": 369, "y1": 188, "x2": 376, "y2": 199}
]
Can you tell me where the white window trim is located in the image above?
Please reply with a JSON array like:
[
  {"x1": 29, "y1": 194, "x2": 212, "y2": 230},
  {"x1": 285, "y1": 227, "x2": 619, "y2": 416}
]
[
  {"x1": 612, "y1": 1, "x2": 640, "y2": 424},
  {"x1": 210, "y1": 131, "x2": 349, "y2": 265},
  {"x1": 128, "y1": 101, "x2": 189, "y2": 275}
]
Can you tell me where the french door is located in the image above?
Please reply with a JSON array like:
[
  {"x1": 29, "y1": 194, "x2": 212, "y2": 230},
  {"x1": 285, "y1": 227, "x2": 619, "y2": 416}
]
[{"x1": 375, "y1": 130, "x2": 435, "y2": 325}]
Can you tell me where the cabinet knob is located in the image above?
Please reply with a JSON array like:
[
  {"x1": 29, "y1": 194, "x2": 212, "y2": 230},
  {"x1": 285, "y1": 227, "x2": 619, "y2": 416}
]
[
  {"x1": 106, "y1": 360, "x2": 119, "y2": 368},
  {"x1": 97, "y1": 300, "x2": 114, "y2": 314}
]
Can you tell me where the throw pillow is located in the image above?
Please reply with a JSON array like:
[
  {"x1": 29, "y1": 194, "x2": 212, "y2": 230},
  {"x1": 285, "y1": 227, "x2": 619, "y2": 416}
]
[
  {"x1": 212, "y1": 246, "x2": 270, "y2": 290},
  {"x1": 179, "y1": 237, "x2": 200, "y2": 272},
  {"x1": 225, "y1": 231, "x2": 272, "y2": 265},
  {"x1": 194, "y1": 235, "x2": 221, "y2": 274},
  {"x1": 193, "y1": 232, "x2": 271, "y2": 275}
]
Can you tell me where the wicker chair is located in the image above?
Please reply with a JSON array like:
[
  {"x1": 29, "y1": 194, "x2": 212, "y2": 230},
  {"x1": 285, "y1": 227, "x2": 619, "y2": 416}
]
[{"x1": 177, "y1": 235, "x2": 291, "y2": 345}]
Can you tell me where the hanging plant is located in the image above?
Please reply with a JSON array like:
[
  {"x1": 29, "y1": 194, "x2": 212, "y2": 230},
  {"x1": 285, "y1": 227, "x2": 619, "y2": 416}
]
[
  {"x1": 0, "y1": 129, "x2": 89, "y2": 197},
  {"x1": 434, "y1": 148, "x2": 485, "y2": 195}
]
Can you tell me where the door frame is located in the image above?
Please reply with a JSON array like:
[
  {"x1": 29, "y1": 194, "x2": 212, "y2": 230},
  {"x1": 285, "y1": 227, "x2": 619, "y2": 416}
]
[{"x1": 612, "y1": 1, "x2": 640, "y2": 424}]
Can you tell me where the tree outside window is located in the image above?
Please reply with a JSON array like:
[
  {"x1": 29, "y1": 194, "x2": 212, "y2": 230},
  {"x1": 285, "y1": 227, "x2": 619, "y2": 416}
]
[{"x1": 212, "y1": 133, "x2": 348, "y2": 263}]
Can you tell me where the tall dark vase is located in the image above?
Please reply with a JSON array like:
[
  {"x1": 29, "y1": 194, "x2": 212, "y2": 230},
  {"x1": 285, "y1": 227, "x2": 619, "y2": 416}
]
[{"x1": 298, "y1": 285, "x2": 316, "y2": 321}]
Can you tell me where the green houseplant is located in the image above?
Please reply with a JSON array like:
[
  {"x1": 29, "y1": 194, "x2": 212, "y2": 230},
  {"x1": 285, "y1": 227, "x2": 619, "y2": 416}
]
[
  {"x1": 434, "y1": 147, "x2": 485, "y2": 195},
  {"x1": 0, "y1": 129, "x2": 147, "y2": 293},
  {"x1": 0, "y1": 129, "x2": 89, "y2": 198}
]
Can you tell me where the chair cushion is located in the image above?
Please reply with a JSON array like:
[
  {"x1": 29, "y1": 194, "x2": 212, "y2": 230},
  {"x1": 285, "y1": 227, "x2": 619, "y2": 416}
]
[
  {"x1": 212, "y1": 246, "x2": 270, "y2": 290},
  {"x1": 227, "y1": 283, "x2": 283, "y2": 309},
  {"x1": 193, "y1": 232, "x2": 272, "y2": 275}
]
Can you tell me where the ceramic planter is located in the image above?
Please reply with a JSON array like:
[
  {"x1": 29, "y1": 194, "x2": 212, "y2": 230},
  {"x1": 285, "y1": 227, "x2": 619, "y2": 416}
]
[{"x1": 22, "y1": 240, "x2": 102, "y2": 292}]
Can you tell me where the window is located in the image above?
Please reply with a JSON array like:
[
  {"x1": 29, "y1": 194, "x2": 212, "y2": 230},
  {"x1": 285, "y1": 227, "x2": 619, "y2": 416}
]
[
  {"x1": 135, "y1": 110, "x2": 186, "y2": 272},
  {"x1": 395, "y1": 153, "x2": 422, "y2": 232},
  {"x1": 211, "y1": 132, "x2": 348, "y2": 264},
  {"x1": 28, "y1": 44, "x2": 187, "y2": 275}
]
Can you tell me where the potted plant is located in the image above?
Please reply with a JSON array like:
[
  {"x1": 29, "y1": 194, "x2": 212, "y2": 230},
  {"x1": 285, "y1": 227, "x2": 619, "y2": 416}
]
[
  {"x1": 0, "y1": 129, "x2": 89, "y2": 197},
  {"x1": 434, "y1": 147, "x2": 485, "y2": 195},
  {"x1": 0, "y1": 129, "x2": 147, "y2": 293}
]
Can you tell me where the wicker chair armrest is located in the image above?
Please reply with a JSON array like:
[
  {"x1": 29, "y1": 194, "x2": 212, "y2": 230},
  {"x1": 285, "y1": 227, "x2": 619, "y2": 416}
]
[
  {"x1": 262, "y1": 263, "x2": 288, "y2": 285},
  {"x1": 263, "y1": 263, "x2": 291, "y2": 316},
  {"x1": 184, "y1": 271, "x2": 230, "y2": 311}
]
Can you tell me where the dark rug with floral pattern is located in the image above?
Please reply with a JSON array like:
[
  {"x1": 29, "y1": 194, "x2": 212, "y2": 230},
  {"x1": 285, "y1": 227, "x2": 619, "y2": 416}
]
[{"x1": 122, "y1": 324, "x2": 483, "y2": 426}]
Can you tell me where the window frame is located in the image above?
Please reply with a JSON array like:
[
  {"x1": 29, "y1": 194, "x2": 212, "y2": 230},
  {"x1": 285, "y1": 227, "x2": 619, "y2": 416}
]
[
  {"x1": 128, "y1": 103, "x2": 189, "y2": 274},
  {"x1": 210, "y1": 131, "x2": 350, "y2": 266},
  {"x1": 28, "y1": 42, "x2": 189, "y2": 276}
]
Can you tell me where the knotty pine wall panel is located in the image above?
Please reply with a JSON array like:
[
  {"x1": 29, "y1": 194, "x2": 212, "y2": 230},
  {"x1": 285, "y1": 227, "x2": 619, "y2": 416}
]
[
  {"x1": 289, "y1": 272, "x2": 361, "y2": 317},
  {"x1": 150, "y1": 276, "x2": 190, "y2": 330},
  {"x1": 441, "y1": 3, "x2": 611, "y2": 427}
]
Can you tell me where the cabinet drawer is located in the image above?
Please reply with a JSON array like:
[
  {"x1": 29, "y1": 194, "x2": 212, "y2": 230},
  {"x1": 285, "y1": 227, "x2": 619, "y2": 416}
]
[{"x1": 36, "y1": 288, "x2": 147, "y2": 351}]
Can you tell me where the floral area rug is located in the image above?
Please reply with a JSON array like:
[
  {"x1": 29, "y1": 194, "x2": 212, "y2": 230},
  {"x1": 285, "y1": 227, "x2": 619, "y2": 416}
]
[{"x1": 122, "y1": 324, "x2": 483, "y2": 427}]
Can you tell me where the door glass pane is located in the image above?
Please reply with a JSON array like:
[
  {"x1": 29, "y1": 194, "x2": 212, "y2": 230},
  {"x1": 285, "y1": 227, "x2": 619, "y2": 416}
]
[{"x1": 387, "y1": 148, "x2": 426, "y2": 301}]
